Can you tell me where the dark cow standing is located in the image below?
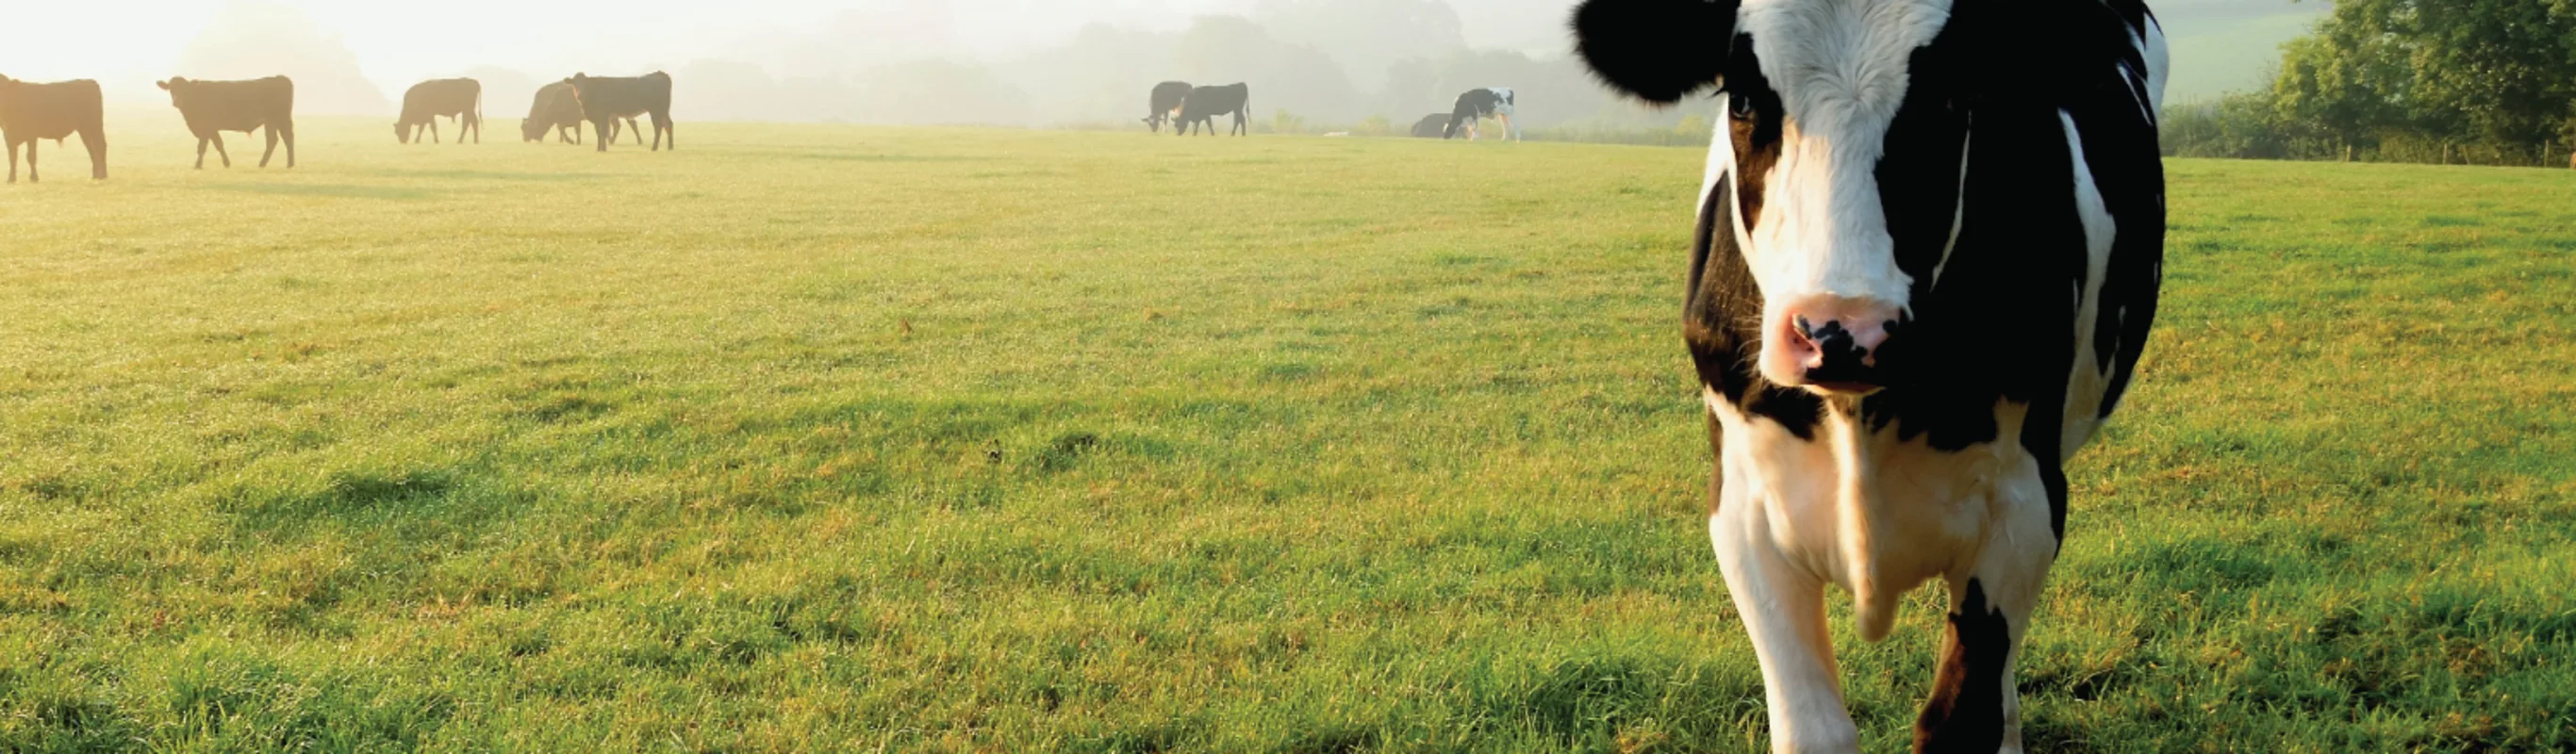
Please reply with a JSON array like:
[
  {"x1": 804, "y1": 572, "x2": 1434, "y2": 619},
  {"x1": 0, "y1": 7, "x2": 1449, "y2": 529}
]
[
  {"x1": 565, "y1": 72, "x2": 673, "y2": 152},
  {"x1": 157, "y1": 76, "x2": 295, "y2": 169},
  {"x1": 1170, "y1": 82, "x2": 1249, "y2": 137},
  {"x1": 1145, "y1": 81, "x2": 1192, "y2": 134},
  {"x1": 397, "y1": 77, "x2": 482, "y2": 144},
  {"x1": 1444, "y1": 87, "x2": 1518, "y2": 140},
  {"x1": 522, "y1": 81, "x2": 586, "y2": 144},
  {"x1": 1409, "y1": 113, "x2": 1451, "y2": 139},
  {"x1": 0, "y1": 75, "x2": 107, "y2": 183},
  {"x1": 1572, "y1": 0, "x2": 2167, "y2": 750}
]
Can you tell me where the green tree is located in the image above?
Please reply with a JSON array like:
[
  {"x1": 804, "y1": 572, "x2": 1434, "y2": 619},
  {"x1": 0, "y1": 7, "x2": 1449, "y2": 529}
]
[{"x1": 2271, "y1": 0, "x2": 2576, "y2": 153}]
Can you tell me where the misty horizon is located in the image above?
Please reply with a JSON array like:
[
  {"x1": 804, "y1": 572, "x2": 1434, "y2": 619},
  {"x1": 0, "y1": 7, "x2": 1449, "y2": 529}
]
[{"x1": 10, "y1": 0, "x2": 2322, "y2": 129}]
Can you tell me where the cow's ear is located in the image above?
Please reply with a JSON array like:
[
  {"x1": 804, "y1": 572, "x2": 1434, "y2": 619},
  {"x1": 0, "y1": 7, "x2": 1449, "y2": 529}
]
[
  {"x1": 157, "y1": 80, "x2": 171, "y2": 90},
  {"x1": 1571, "y1": 0, "x2": 1738, "y2": 104}
]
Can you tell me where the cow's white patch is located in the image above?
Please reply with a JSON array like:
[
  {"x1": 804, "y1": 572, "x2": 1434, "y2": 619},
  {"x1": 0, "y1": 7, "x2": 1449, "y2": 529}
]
[
  {"x1": 2139, "y1": 14, "x2": 2171, "y2": 114},
  {"x1": 1930, "y1": 120, "x2": 1971, "y2": 288},
  {"x1": 1735, "y1": 0, "x2": 1953, "y2": 379},
  {"x1": 2057, "y1": 110, "x2": 2115, "y2": 459}
]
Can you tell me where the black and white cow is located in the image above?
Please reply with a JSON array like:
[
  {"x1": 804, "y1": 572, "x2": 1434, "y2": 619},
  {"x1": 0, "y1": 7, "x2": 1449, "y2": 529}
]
[
  {"x1": 1572, "y1": 0, "x2": 2167, "y2": 750},
  {"x1": 1443, "y1": 87, "x2": 1518, "y2": 141}
]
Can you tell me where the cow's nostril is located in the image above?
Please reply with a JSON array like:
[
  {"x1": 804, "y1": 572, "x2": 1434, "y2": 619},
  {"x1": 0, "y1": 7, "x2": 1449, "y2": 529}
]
[{"x1": 1808, "y1": 320, "x2": 1855, "y2": 351}]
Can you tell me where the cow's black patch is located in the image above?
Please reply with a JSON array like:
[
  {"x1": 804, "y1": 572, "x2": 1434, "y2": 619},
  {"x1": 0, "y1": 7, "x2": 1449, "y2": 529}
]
[
  {"x1": 1570, "y1": 0, "x2": 1740, "y2": 104},
  {"x1": 2067, "y1": 5, "x2": 2167, "y2": 420},
  {"x1": 1914, "y1": 578, "x2": 2012, "y2": 754}
]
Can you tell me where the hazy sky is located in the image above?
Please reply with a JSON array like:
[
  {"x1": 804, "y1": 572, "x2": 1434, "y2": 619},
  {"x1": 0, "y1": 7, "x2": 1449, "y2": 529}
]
[
  {"x1": 9, "y1": 0, "x2": 2324, "y2": 109},
  {"x1": 10, "y1": 1, "x2": 1254, "y2": 93}
]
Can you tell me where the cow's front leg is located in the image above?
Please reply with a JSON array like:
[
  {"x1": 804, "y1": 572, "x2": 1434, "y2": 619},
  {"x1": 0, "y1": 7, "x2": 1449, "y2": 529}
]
[
  {"x1": 210, "y1": 134, "x2": 232, "y2": 168},
  {"x1": 8, "y1": 141, "x2": 20, "y2": 183},
  {"x1": 1914, "y1": 462, "x2": 2059, "y2": 754},
  {"x1": 1714, "y1": 491, "x2": 1859, "y2": 753}
]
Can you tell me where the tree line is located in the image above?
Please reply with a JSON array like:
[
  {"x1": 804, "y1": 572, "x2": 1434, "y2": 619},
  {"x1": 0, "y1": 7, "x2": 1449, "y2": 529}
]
[{"x1": 2163, "y1": 0, "x2": 2576, "y2": 167}]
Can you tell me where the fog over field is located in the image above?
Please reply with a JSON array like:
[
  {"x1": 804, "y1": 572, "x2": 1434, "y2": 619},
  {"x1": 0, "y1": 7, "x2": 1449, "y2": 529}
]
[{"x1": 8, "y1": 0, "x2": 2324, "y2": 127}]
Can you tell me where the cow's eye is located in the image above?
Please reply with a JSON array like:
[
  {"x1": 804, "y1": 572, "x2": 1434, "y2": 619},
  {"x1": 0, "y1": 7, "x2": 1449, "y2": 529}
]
[{"x1": 1728, "y1": 92, "x2": 1759, "y2": 121}]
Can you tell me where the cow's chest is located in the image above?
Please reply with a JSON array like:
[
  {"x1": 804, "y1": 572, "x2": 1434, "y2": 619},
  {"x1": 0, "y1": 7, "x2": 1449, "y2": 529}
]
[{"x1": 1710, "y1": 390, "x2": 2035, "y2": 605}]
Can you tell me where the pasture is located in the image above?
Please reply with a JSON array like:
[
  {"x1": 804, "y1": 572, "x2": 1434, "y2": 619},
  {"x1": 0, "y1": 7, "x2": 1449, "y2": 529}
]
[{"x1": 1, "y1": 117, "x2": 2571, "y2": 752}]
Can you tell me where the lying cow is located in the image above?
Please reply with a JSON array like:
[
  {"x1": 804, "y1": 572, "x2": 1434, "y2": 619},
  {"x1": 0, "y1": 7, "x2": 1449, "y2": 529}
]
[
  {"x1": 565, "y1": 72, "x2": 673, "y2": 152},
  {"x1": 522, "y1": 81, "x2": 586, "y2": 143},
  {"x1": 157, "y1": 75, "x2": 295, "y2": 169},
  {"x1": 1444, "y1": 87, "x2": 1518, "y2": 141},
  {"x1": 1572, "y1": 0, "x2": 2168, "y2": 750},
  {"x1": 1409, "y1": 112, "x2": 1450, "y2": 139},
  {"x1": 397, "y1": 77, "x2": 482, "y2": 144},
  {"x1": 0, "y1": 75, "x2": 107, "y2": 183},
  {"x1": 1145, "y1": 81, "x2": 1191, "y2": 134}
]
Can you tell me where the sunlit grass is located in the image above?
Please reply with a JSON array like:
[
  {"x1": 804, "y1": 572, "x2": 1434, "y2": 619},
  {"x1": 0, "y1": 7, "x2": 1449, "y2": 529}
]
[{"x1": 1, "y1": 118, "x2": 2570, "y2": 751}]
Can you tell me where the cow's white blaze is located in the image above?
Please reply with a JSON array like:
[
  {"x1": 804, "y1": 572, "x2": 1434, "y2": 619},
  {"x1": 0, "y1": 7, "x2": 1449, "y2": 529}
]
[{"x1": 1733, "y1": 0, "x2": 1954, "y2": 386}]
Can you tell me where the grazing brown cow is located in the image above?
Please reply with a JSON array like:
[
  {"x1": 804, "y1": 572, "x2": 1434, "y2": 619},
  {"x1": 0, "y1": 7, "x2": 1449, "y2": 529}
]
[
  {"x1": 564, "y1": 72, "x2": 673, "y2": 152},
  {"x1": 0, "y1": 75, "x2": 107, "y2": 183},
  {"x1": 521, "y1": 81, "x2": 587, "y2": 144},
  {"x1": 157, "y1": 75, "x2": 295, "y2": 169},
  {"x1": 397, "y1": 77, "x2": 482, "y2": 144}
]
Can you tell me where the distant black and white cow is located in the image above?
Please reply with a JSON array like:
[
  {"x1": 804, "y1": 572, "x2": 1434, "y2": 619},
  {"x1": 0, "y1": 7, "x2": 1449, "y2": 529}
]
[
  {"x1": 0, "y1": 75, "x2": 107, "y2": 183},
  {"x1": 1571, "y1": 0, "x2": 2167, "y2": 750},
  {"x1": 396, "y1": 77, "x2": 482, "y2": 144},
  {"x1": 1170, "y1": 82, "x2": 1250, "y2": 137},
  {"x1": 1145, "y1": 81, "x2": 1192, "y2": 134},
  {"x1": 565, "y1": 72, "x2": 673, "y2": 152},
  {"x1": 1409, "y1": 112, "x2": 1451, "y2": 138},
  {"x1": 1444, "y1": 87, "x2": 1518, "y2": 141},
  {"x1": 157, "y1": 75, "x2": 295, "y2": 169}
]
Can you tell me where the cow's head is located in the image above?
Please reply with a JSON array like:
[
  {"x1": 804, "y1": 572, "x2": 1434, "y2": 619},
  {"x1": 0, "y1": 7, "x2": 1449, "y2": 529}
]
[
  {"x1": 1574, "y1": 0, "x2": 1975, "y2": 395},
  {"x1": 395, "y1": 121, "x2": 412, "y2": 143},
  {"x1": 523, "y1": 117, "x2": 548, "y2": 141},
  {"x1": 155, "y1": 77, "x2": 190, "y2": 107}
]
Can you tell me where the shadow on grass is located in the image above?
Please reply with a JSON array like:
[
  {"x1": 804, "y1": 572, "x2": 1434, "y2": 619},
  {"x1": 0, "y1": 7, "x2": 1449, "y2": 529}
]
[
  {"x1": 203, "y1": 183, "x2": 438, "y2": 201},
  {"x1": 358, "y1": 169, "x2": 611, "y2": 183},
  {"x1": 766, "y1": 152, "x2": 990, "y2": 163}
]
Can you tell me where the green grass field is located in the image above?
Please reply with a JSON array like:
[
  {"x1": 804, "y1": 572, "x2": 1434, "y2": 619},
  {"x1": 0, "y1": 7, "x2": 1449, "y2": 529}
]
[{"x1": 2, "y1": 117, "x2": 2571, "y2": 752}]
